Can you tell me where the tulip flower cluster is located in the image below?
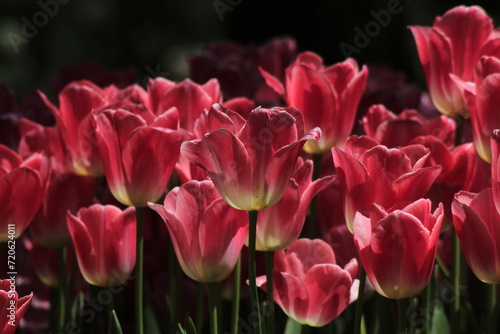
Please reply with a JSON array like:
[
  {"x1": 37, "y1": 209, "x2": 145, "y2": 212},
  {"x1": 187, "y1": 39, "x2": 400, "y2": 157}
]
[{"x1": 2, "y1": 4, "x2": 500, "y2": 334}]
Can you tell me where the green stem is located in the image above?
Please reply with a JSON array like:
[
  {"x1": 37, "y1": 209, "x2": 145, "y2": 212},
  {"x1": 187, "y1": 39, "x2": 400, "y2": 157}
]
[
  {"x1": 248, "y1": 210, "x2": 262, "y2": 334},
  {"x1": 107, "y1": 289, "x2": 115, "y2": 334},
  {"x1": 57, "y1": 247, "x2": 69, "y2": 330},
  {"x1": 354, "y1": 267, "x2": 366, "y2": 334},
  {"x1": 452, "y1": 230, "x2": 462, "y2": 334},
  {"x1": 435, "y1": 254, "x2": 451, "y2": 279},
  {"x1": 135, "y1": 207, "x2": 145, "y2": 334},
  {"x1": 397, "y1": 298, "x2": 408, "y2": 333},
  {"x1": 207, "y1": 282, "x2": 219, "y2": 334},
  {"x1": 167, "y1": 238, "x2": 178, "y2": 332},
  {"x1": 196, "y1": 282, "x2": 204, "y2": 332},
  {"x1": 306, "y1": 153, "x2": 322, "y2": 238},
  {"x1": 425, "y1": 265, "x2": 437, "y2": 334},
  {"x1": 489, "y1": 284, "x2": 497, "y2": 334},
  {"x1": 264, "y1": 251, "x2": 275, "y2": 334},
  {"x1": 230, "y1": 255, "x2": 241, "y2": 334}
]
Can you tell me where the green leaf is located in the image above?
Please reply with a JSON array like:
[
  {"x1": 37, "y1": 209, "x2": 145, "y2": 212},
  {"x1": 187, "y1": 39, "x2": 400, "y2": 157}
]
[
  {"x1": 108, "y1": 310, "x2": 123, "y2": 334},
  {"x1": 430, "y1": 303, "x2": 449, "y2": 334},
  {"x1": 184, "y1": 313, "x2": 198, "y2": 334},
  {"x1": 284, "y1": 317, "x2": 303, "y2": 334}
]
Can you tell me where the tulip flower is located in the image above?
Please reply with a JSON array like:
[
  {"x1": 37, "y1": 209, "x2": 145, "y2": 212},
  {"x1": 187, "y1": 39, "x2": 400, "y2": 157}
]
[
  {"x1": 67, "y1": 204, "x2": 136, "y2": 287},
  {"x1": 181, "y1": 105, "x2": 321, "y2": 211},
  {"x1": 147, "y1": 77, "x2": 222, "y2": 133},
  {"x1": 492, "y1": 130, "x2": 500, "y2": 213},
  {"x1": 332, "y1": 136, "x2": 442, "y2": 232},
  {"x1": 260, "y1": 51, "x2": 367, "y2": 153},
  {"x1": 454, "y1": 56, "x2": 500, "y2": 162},
  {"x1": 149, "y1": 180, "x2": 248, "y2": 282},
  {"x1": 452, "y1": 189, "x2": 500, "y2": 284},
  {"x1": 0, "y1": 279, "x2": 33, "y2": 334},
  {"x1": 0, "y1": 145, "x2": 48, "y2": 241},
  {"x1": 362, "y1": 104, "x2": 455, "y2": 148},
  {"x1": 39, "y1": 80, "x2": 110, "y2": 176},
  {"x1": 255, "y1": 158, "x2": 334, "y2": 251},
  {"x1": 353, "y1": 199, "x2": 443, "y2": 299},
  {"x1": 409, "y1": 5, "x2": 500, "y2": 117},
  {"x1": 93, "y1": 107, "x2": 183, "y2": 207},
  {"x1": 256, "y1": 239, "x2": 358, "y2": 327}
]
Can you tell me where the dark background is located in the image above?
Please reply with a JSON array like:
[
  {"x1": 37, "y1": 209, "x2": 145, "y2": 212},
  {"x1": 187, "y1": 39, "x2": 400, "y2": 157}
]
[{"x1": 1, "y1": 0, "x2": 499, "y2": 97}]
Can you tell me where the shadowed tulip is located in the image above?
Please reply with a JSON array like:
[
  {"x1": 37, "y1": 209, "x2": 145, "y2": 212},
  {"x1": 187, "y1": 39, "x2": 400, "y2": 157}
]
[
  {"x1": 353, "y1": 200, "x2": 443, "y2": 299},
  {"x1": 149, "y1": 180, "x2": 248, "y2": 282},
  {"x1": 452, "y1": 189, "x2": 500, "y2": 284},
  {"x1": 332, "y1": 136, "x2": 442, "y2": 232},
  {"x1": 261, "y1": 52, "x2": 367, "y2": 153},
  {"x1": 93, "y1": 108, "x2": 183, "y2": 207},
  {"x1": 67, "y1": 204, "x2": 136, "y2": 287},
  {"x1": 0, "y1": 279, "x2": 33, "y2": 334},
  {"x1": 409, "y1": 5, "x2": 500, "y2": 117},
  {"x1": 181, "y1": 105, "x2": 321, "y2": 211},
  {"x1": 255, "y1": 158, "x2": 334, "y2": 251},
  {"x1": 256, "y1": 239, "x2": 358, "y2": 327}
]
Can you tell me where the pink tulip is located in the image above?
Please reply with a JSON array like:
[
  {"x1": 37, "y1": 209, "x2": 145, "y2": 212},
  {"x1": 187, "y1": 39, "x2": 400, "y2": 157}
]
[
  {"x1": 181, "y1": 105, "x2": 321, "y2": 211},
  {"x1": 148, "y1": 180, "x2": 248, "y2": 282},
  {"x1": 409, "y1": 5, "x2": 500, "y2": 117},
  {"x1": 492, "y1": 130, "x2": 500, "y2": 213},
  {"x1": 0, "y1": 279, "x2": 33, "y2": 334},
  {"x1": 261, "y1": 52, "x2": 367, "y2": 153},
  {"x1": 0, "y1": 146, "x2": 48, "y2": 241},
  {"x1": 353, "y1": 199, "x2": 443, "y2": 299},
  {"x1": 93, "y1": 108, "x2": 183, "y2": 207},
  {"x1": 452, "y1": 189, "x2": 500, "y2": 284},
  {"x1": 147, "y1": 77, "x2": 222, "y2": 133},
  {"x1": 256, "y1": 239, "x2": 358, "y2": 327},
  {"x1": 454, "y1": 56, "x2": 500, "y2": 162},
  {"x1": 362, "y1": 104, "x2": 455, "y2": 148},
  {"x1": 39, "y1": 80, "x2": 110, "y2": 176},
  {"x1": 255, "y1": 158, "x2": 334, "y2": 250},
  {"x1": 67, "y1": 204, "x2": 136, "y2": 287},
  {"x1": 332, "y1": 136, "x2": 442, "y2": 231}
]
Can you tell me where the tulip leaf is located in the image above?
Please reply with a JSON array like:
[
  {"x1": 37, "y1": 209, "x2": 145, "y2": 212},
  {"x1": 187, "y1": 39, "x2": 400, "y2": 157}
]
[
  {"x1": 144, "y1": 292, "x2": 162, "y2": 334},
  {"x1": 284, "y1": 317, "x2": 303, "y2": 334},
  {"x1": 430, "y1": 303, "x2": 449, "y2": 334},
  {"x1": 107, "y1": 310, "x2": 123, "y2": 334},
  {"x1": 177, "y1": 313, "x2": 197, "y2": 334}
]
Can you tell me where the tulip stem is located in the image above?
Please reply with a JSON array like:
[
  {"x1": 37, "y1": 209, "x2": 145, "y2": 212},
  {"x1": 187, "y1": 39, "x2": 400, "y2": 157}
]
[
  {"x1": 354, "y1": 266, "x2": 366, "y2": 334},
  {"x1": 57, "y1": 247, "x2": 69, "y2": 330},
  {"x1": 397, "y1": 298, "x2": 408, "y2": 333},
  {"x1": 135, "y1": 206, "x2": 145, "y2": 334},
  {"x1": 248, "y1": 210, "x2": 263, "y2": 334},
  {"x1": 196, "y1": 282, "x2": 204, "y2": 332},
  {"x1": 106, "y1": 289, "x2": 115, "y2": 334},
  {"x1": 452, "y1": 230, "x2": 463, "y2": 333},
  {"x1": 207, "y1": 282, "x2": 219, "y2": 334},
  {"x1": 264, "y1": 251, "x2": 275, "y2": 334},
  {"x1": 489, "y1": 284, "x2": 497, "y2": 334},
  {"x1": 230, "y1": 255, "x2": 241, "y2": 334}
]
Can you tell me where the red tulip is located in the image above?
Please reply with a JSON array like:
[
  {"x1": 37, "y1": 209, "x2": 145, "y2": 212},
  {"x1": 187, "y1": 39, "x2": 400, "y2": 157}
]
[
  {"x1": 67, "y1": 204, "x2": 136, "y2": 287},
  {"x1": 255, "y1": 158, "x2": 334, "y2": 250},
  {"x1": 0, "y1": 146, "x2": 48, "y2": 241},
  {"x1": 0, "y1": 279, "x2": 33, "y2": 334},
  {"x1": 39, "y1": 80, "x2": 110, "y2": 176},
  {"x1": 29, "y1": 172, "x2": 96, "y2": 248},
  {"x1": 147, "y1": 77, "x2": 222, "y2": 133},
  {"x1": 454, "y1": 56, "x2": 500, "y2": 162},
  {"x1": 148, "y1": 180, "x2": 248, "y2": 282},
  {"x1": 256, "y1": 239, "x2": 358, "y2": 327},
  {"x1": 409, "y1": 5, "x2": 500, "y2": 117},
  {"x1": 452, "y1": 189, "x2": 500, "y2": 284},
  {"x1": 181, "y1": 105, "x2": 321, "y2": 211},
  {"x1": 332, "y1": 136, "x2": 442, "y2": 232},
  {"x1": 353, "y1": 199, "x2": 443, "y2": 299},
  {"x1": 93, "y1": 108, "x2": 183, "y2": 207},
  {"x1": 362, "y1": 104, "x2": 455, "y2": 148},
  {"x1": 492, "y1": 130, "x2": 500, "y2": 213},
  {"x1": 261, "y1": 52, "x2": 367, "y2": 153}
]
